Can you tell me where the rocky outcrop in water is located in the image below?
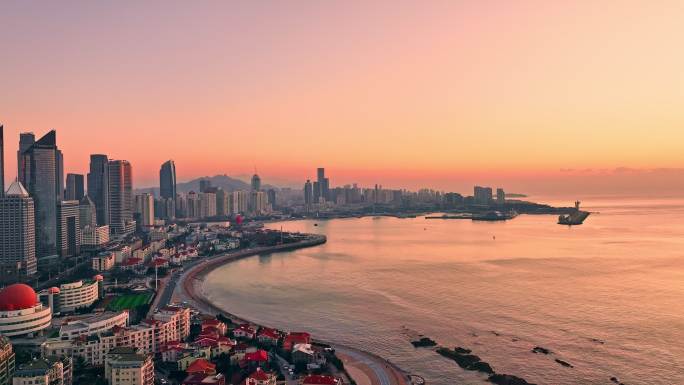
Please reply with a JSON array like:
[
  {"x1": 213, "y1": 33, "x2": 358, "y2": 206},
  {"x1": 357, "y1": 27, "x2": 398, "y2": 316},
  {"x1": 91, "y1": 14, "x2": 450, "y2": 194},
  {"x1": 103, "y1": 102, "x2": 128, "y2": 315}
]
[
  {"x1": 554, "y1": 359, "x2": 573, "y2": 368},
  {"x1": 488, "y1": 374, "x2": 536, "y2": 385},
  {"x1": 411, "y1": 337, "x2": 437, "y2": 347},
  {"x1": 436, "y1": 347, "x2": 493, "y2": 374},
  {"x1": 531, "y1": 346, "x2": 551, "y2": 354}
]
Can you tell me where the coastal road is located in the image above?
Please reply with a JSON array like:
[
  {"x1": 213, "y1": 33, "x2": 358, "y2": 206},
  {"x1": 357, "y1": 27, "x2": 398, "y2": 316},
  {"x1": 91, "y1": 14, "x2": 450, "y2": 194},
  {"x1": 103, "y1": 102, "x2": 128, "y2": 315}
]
[{"x1": 334, "y1": 346, "x2": 409, "y2": 385}]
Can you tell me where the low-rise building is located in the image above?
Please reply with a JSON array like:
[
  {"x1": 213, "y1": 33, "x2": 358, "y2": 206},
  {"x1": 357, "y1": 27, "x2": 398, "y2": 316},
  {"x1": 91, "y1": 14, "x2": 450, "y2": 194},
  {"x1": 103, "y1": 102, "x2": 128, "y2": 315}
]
[
  {"x1": 57, "y1": 311, "x2": 129, "y2": 340},
  {"x1": 92, "y1": 251, "x2": 115, "y2": 271},
  {"x1": 105, "y1": 347, "x2": 154, "y2": 385},
  {"x1": 12, "y1": 356, "x2": 71, "y2": 385},
  {"x1": 41, "y1": 276, "x2": 103, "y2": 313},
  {"x1": 245, "y1": 368, "x2": 276, "y2": 385},
  {"x1": 0, "y1": 337, "x2": 15, "y2": 385}
]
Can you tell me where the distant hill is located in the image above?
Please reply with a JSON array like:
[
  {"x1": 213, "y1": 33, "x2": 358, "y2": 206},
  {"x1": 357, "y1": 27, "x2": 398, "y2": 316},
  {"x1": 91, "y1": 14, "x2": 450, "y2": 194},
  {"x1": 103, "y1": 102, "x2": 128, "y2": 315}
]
[{"x1": 135, "y1": 174, "x2": 277, "y2": 196}]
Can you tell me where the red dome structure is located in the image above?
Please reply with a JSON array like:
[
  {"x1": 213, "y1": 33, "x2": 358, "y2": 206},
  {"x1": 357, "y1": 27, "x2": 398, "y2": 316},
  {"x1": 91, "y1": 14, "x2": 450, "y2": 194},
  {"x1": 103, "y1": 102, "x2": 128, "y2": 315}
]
[
  {"x1": 0, "y1": 284, "x2": 38, "y2": 311},
  {"x1": 93, "y1": 274, "x2": 104, "y2": 281},
  {"x1": 48, "y1": 287, "x2": 60, "y2": 294}
]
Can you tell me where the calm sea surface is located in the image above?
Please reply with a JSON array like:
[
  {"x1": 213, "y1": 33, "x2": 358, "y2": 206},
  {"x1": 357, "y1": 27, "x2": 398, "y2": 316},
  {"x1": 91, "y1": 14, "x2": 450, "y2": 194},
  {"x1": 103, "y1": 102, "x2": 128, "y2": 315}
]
[{"x1": 203, "y1": 197, "x2": 684, "y2": 384}]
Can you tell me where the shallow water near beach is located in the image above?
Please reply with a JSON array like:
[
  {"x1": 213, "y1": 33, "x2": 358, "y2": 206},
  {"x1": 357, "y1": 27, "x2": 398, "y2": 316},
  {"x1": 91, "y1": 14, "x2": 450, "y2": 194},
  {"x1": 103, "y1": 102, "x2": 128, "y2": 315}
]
[{"x1": 204, "y1": 196, "x2": 684, "y2": 384}]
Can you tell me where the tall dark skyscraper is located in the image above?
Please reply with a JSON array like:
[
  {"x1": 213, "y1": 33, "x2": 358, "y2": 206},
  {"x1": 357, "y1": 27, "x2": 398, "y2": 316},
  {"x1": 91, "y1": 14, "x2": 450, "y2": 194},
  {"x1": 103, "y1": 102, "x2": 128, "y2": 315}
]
[
  {"x1": 57, "y1": 200, "x2": 80, "y2": 257},
  {"x1": 316, "y1": 167, "x2": 329, "y2": 202},
  {"x1": 159, "y1": 160, "x2": 176, "y2": 200},
  {"x1": 87, "y1": 154, "x2": 109, "y2": 226},
  {"x1": 199, "y1": 179, "x2": 212, "y2": 193},
  {"x1": 20, "y1": 130, "x2": 63, "y2": 258},
  {"x1": 65, "y1": 173, "x2": 85, "y2": 201},
  {"x1": 17, "y1": 132, "x2": 35, "y2": 185},
  {"x1": 108, "y1": 160, "x2": 134, "y2": 235},
  {"x1": 304, "y1": 180, "x2": 313, "y2": 205},
  {"x1": 251, "y1": 174, "x2": 261, "y2": 191},
  {"x1": 0, "y1": 181, "x2": 37, "y2": 278},
  {"x1": 0, "y1": 125, "x2": 4, "y2": 196}
]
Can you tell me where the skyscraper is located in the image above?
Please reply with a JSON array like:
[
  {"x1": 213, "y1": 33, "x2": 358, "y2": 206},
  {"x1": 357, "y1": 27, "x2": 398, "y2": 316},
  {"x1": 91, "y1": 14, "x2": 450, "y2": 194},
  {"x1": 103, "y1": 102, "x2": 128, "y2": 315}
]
[
  {"x1": 159, "y1": 160, "x2": 176, "y2": 201},
  {"x1": 108, "y1": 160, "x2": 134, "y2": 235},
  {"x1": 65, "y1": 173, "x2": 85, "y2": 201},
  {"x1": 134, "y1": 193, "x2": 155, "y2": 228},
  {"x1": 251, "y1": 174, "x2": 261, "y2": 191},
  {"x1": 0, "y1": 181, "x2": 36, "y2": 278},
  {"x1": 267, "y1": 189, "x2": 277, "y2": 209},
  {"x1": 87, "y1": 154, "x2": 110, "y2": 226},
  {"x1": 0, "y1": 125, "x2": 4, "y2": 196},
  {"x1": 78, "y1": 195, "x2": 97, "y2": 229},
  {"x1": 304, "y1": 180, "x2": 313, "y2": 206},
  {"x1": 17, "y1": 132, "x2": 35, "y2": 185},
  {"x1": 316, "y1": 167, "x2": 329, "y2": 202},
  {"x1": 20, "y1": 130, "x2": 63, "y2": 257},
  {"x1": 215, "y1": 188, "x2": 229, "y2": 216},
  {"x1": 57, "y1": 200, "x2": 80, "y2": 257},
  {"x1": 199, "y1": 179, "x2": 212, "y2": 193}
]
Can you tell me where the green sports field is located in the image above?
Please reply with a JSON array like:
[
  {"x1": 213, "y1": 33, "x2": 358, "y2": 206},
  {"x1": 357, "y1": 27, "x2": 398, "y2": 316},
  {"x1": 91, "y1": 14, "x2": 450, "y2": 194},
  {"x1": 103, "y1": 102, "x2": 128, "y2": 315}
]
[{"x1": 107, "y1": 292, "x2": 154, "y2": 311}]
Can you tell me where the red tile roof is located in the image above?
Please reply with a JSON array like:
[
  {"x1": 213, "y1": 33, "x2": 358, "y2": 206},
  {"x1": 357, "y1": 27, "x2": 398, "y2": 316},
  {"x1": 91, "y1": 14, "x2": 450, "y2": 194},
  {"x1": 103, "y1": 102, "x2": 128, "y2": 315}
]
[
  {"x1": 244, "y1": 350, "x2": 268, "y2": 362},
  {"x1": 186, "y1": 358, "x2": 216, "y2": 374},
  {"x1": 248, "y1": 368, "x2": 272, "y2": 381}
]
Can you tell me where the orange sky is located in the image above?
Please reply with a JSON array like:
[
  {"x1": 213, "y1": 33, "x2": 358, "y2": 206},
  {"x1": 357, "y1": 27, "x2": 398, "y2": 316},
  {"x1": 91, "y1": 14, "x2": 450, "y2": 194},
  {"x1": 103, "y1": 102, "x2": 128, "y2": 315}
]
[{"x1": 1, "y1": 1, "x2": 683, "y2": 194}]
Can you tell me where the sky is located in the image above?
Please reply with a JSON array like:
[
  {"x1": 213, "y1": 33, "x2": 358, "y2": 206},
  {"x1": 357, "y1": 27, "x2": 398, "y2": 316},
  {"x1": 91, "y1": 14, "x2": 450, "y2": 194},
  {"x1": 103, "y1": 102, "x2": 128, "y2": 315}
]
[{"x1": 1, "y1": 1, "x2": 684, "y2": 196}]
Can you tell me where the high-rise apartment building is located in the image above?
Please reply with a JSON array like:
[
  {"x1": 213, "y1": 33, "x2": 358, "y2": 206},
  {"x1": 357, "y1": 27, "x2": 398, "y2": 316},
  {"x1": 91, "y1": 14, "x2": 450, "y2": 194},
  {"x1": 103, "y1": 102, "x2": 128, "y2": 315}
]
[
  {"x1": 199, "y1": 192, "x2": 216, "y2": 218},
  {"x1": 87, "y1": 154, "x2": 109, "y2": 226},
  {"x1": 65, "y1": 174, "x2": 84, "y2": 201},
  {"x1": 20, "y1": 131, "x2": 63, "y2": 258},
  {"x1": 230, "y1": 190, "x2": 249, "y2": 215},
  {"x1": 215, "y1": 188, "x2": 229, "y2": 216},
  {"x1": 159, "y1": 160, "x2": 176, "y2": 202},
  {"x1": 57, "y1": 200, "x2": 80, "y2": 258},
  {"x1": 108, "y1": 160, "x2": 134, "y2": 235},
  {"x1": 134, "y1": 194, "x2": 154, "y2": 228},
  {"x1": 0, "y1": 181, "x2": 37, "y2": 278}
]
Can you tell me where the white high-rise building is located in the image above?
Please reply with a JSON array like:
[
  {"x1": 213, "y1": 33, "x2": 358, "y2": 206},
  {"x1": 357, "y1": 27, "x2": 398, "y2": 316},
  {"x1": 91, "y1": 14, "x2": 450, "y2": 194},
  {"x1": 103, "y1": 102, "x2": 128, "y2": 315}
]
[
  {"x1": 134, "y1": 194, "x2": 154, "y2": 228},
  {"x1": 0, "y1": 181, "x2": 37, "y2": 277}
]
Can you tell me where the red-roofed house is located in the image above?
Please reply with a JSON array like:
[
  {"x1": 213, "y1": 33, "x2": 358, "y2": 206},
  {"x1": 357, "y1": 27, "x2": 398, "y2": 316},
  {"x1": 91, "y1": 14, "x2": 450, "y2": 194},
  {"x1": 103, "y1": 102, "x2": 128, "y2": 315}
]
[
  {"x1": 256, "y1": 328, "x2": 280, "y2": 345},
  {"x1": 283, "y1": 332, "x2": 311, "y2": 351},
  {"x1": 186, "y1": 358, "x2": 216, "y2": 375},
  {"x1": 201, "y1": 319, "x2": 228, "y2": 336},
  {"x1": 241, "y1": 349, "x2": 269, "y2": 370},
  {"x1": 233, "y1": 324, "x2": 256, "y2": 339},
  {"x1": 301, "y1": 375, "x2": 340, "y2": 385},
  {"x1": 148, "y1": 257, "x2": 169, "y2": 269},
  {"x1": 120, "y1": 257, "x2": 144, "y2": 273},
  {"x1": 245, "y1": 368, "x2": 276, "y2": 385}
]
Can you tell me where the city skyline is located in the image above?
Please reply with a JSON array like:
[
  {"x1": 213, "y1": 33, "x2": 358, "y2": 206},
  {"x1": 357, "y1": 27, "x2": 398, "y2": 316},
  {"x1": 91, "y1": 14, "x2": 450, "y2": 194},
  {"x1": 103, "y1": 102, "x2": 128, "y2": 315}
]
[{"x1": 2, "y1": 2, "x2": 684, "y2": 195}]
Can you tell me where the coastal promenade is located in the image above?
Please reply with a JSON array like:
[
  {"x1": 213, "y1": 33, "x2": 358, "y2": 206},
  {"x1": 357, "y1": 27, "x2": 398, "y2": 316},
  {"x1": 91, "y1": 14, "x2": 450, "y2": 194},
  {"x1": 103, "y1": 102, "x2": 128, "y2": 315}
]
[{"x1": 167, "y1": 235, "x2": 412, "y2": 385}]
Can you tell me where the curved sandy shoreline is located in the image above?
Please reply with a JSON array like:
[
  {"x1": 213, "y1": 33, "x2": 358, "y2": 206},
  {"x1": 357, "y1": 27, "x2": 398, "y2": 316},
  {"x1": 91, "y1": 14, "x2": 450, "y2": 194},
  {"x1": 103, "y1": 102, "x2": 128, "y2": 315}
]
[{"x1": 173, "y1": 235, "x2": 412, "y2": 385}]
